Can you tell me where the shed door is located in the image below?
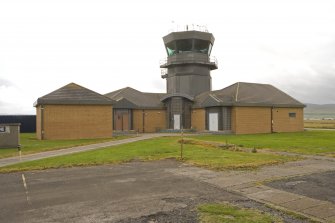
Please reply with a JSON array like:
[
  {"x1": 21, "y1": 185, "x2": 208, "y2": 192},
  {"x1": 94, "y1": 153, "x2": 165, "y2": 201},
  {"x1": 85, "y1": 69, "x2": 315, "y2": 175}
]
[
  {"x1": 174, "y1": 114, "x2": 180, "y2": 130},
  {"x1": 209, "y1": 113, "x2": 218, "y2": 131}
]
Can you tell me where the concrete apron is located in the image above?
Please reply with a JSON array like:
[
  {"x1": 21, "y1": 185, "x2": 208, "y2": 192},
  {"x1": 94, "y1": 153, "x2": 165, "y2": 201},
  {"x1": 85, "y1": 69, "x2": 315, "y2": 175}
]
[{"x1": 167, "y1": 157, "x2": 335, "y2": 222}]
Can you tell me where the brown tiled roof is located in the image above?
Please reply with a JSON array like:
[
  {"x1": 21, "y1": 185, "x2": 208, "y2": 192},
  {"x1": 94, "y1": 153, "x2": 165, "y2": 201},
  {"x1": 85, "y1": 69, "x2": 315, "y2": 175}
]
[
  {"x1": 105, "y1": 87, "x2": 166, "y2": 109},
  {"x1": 34, "y1": 83, "x2": 114, "y2": 106},
  {"x1": 39, "y1": 82, "x2": 304, "y2": 109},
  {"x1": 194, "y1": 82, "x2": 305, "y2": 108}
]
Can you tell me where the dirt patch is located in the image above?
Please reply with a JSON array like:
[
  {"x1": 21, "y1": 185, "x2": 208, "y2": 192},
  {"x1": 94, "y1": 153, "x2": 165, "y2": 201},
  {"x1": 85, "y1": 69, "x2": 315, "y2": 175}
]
[{"x1": 180, "y1": 138, "x2": 258, "y2": 153}]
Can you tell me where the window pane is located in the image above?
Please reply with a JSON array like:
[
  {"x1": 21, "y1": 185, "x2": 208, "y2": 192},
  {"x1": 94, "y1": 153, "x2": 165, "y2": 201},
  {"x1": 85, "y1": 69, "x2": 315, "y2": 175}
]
[
  {"x1": 166, "y1": 42, "x2": 176, "y2": 56},
  {"x1": 194, "y1": 39, "x2": 210, "y2": 54},
  {"x1": 176, "y1": 39, "x2": 193, "y2": 53},
  {"x1": 167, "y1": 47, "x2": 176, "y2": 56},
  {"x1": 289, "y1": 112, "x2": 296, "y2": 118},
  {"x1": 208, "y1": 43, "x2": 213, "y2": 55}
]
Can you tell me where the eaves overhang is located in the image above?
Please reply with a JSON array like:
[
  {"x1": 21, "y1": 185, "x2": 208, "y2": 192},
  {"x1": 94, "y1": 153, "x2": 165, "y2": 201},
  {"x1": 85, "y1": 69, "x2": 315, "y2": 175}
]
[
  {"x1": 160, "y1": 93, "x2": 194, "y2": 102},
  {"x1": 34, "y1": 98, "x2": 115, "y2": 107}
]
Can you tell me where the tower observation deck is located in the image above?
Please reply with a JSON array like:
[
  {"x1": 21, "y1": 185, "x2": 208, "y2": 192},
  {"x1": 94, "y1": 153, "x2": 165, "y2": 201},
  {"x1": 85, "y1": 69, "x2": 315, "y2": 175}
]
[{"x1": 160, "y1": 28, "x2": 218, "y2": 97}]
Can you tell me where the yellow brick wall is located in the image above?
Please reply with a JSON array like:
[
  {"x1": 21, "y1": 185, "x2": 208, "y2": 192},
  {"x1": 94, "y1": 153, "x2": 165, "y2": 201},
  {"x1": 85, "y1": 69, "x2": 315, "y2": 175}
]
[
  {"x1": 133, "y1": 109, "x2": 166, "y2": 133},
  {"x1": 191, "y1": 108, "x2": 205, "y2": 131},
  {"x1": 231, "y1": 107, "x2": 237, "y2": 133},
  {"x1": 36, "y1": 106, "x2": 42, "y2": 139},
  {"x1": 273, "y1": 108, "x2": 304, "y2": 132},
  {"x1": 39, "y1": 105, "x2": 113, "y2": 140},
  {"x1": 233, "y1": 107, "x2": 272, "y2": 134},
  {"x1": 132, "y1": 110, "x2": 143, "y2": 132}
]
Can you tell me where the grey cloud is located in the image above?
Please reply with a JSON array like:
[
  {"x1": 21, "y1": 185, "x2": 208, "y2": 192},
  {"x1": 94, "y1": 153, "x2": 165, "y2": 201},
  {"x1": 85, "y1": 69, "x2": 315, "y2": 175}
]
[
  {"x1": 0, "y1": 100, "x2": 11, "y2": 114},
  {"x1": 0, "y1": 78, "x2": 14, "y2": 114},
  {"x1": 272, "y1": 40, "x2": 335, "y2": 104},
  {"x1": 299, "y1": 42, "x2": 335, "y2": 104},
  {"x1": 0, "y1": 78, "x2": 13, "y2": 87},
  {"x1": 151, "y1": 80, "x2": 165, "y2": 91},
  {"x1": 288, "y1": 73, "x2": 335, "y2": 104}
]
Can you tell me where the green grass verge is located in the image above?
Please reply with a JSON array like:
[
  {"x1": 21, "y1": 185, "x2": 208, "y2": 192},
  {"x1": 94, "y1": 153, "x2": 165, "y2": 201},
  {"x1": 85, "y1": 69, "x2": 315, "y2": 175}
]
[
  {"x1": 304, "y1": 120, "x2": 335, "y2": 129},
  {"x1": 0, "y1": 133, "x2": 128, "y2": 159},
  {"x1": 0, "y1": 137, "x2": 299, "y2": 173},
  {"x1": 198, "y1": 203, "x2": 283, "y2": 223},
  {"x1": 190, "y1": 131, "x2": 335, "y2": 155}
]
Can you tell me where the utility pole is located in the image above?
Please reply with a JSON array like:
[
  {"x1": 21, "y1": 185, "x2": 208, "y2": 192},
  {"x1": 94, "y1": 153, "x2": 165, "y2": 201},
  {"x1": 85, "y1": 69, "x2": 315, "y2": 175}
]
[{"x1": 18, "y1": 146, "x2": 21, "y2": 161}]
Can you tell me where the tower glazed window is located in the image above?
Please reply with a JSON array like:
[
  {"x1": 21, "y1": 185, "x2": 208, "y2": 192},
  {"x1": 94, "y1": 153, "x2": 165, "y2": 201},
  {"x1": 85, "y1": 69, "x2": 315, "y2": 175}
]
[
  {"x1": 176, "y1": 39, "x2": 193, "y2": 53},
  {"x1": 193, "y1": 39, "x2": 211, "y2": 55},
  {"x1": 165, "y1": 39, "x2": 212, "y2": 56},
  {"x1": 166, "y1": 41, "x2": 177, "y2": 56}
]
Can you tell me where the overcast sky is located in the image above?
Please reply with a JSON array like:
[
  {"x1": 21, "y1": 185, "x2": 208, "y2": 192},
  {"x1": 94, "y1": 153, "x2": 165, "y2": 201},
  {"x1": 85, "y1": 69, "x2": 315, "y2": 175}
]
[{"x1": 1, "y1": 0, "x2": 335, "y2": 114}]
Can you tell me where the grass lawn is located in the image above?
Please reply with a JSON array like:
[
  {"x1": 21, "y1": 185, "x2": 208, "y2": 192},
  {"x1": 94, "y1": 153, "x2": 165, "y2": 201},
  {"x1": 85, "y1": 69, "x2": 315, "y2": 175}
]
[
  {"x1": 198, "y1": 203, "x2": 282, "y2": 223},
  {"x1": 0, "y1": 133, "x2": 127, "y2": 159},
  {"x1": 189, "y1": 130, "x2": 335, "y2": 155},
  {"x1": 304, "y1": 120, "x2": 335, "y2": 129},
  {"x1": 0, "y1": 137, "x2": 298, "y2": 173}
]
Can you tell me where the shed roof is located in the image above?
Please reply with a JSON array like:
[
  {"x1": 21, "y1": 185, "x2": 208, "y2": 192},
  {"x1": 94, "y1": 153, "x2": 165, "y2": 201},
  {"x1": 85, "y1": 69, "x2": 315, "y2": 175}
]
[
  {"x1": 34, "y1": 83, "x2": 114, "y2": 106},
  {"x1": 105, "y1": 87, "x2": 166, "y2": 109},
  {"x1": 194, "y1": 82, "x2": 305, "y2": 108}
]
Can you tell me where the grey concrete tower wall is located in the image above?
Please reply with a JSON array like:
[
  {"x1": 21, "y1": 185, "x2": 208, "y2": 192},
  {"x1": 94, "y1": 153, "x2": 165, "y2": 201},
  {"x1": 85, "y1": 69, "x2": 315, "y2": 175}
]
[
  {"x1": 161, "y1": 30, "x2": 217, "y2": 97},
  {"x1": 166, "y1": 62, "x2": 212, "y2": 96}
]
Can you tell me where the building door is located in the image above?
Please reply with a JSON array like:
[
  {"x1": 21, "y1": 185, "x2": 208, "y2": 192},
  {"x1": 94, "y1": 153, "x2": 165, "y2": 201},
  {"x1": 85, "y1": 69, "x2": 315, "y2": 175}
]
[
  {"x1": 174, "y1": 114, "x2": 180, "y2": 130},
  {"x1": 209, "y1": 113, "x2": 218, "y2": 131},
  {"x1": 115, "y1": 114, "x2": 123, "y2": 130},
  {"x1": 114, "y1": 109, "x2": 131, "y2": 131},
  {"x1": 122, "y1": 114, "x2": 129, "y2": 131}
]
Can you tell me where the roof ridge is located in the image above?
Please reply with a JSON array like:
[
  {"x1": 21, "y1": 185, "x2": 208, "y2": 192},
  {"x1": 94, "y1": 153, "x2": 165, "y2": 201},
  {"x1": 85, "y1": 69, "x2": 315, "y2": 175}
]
[
  {"x1": 269, "y1": 85, "x2": 304, "y2": 105},
  {"x1": 110, "y1": 87, "x2": 129, "y2": 99},
  {"x1": 105, "y1": 86, "x2": 140, "y2": 99},
  {"x1": 35, "y1": 82, "x2": 114, "y2": 106},
  {"x1": 235, "y1": 82, "x2": 240, "y2": 102},
  {"x1": 70, "y1": 83, "x2": 114, "y2": 101},
  {"x1": 209, "y1": 93, "x2": 222, "y2": 103}
]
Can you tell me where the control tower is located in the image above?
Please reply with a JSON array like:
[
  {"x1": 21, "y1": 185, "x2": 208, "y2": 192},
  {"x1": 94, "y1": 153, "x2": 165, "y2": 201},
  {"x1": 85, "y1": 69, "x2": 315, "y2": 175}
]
[
  {"x1": 160, "y1": 27, "x2": 218, "y2": 97},
  {"x1": 160, "y1": 26, "x2": 218, "y2": 130}
]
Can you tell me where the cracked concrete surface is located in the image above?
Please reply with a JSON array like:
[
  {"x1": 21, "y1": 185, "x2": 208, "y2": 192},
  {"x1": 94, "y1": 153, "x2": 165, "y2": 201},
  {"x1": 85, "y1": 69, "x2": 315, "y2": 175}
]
[
  {"x1": 1, "y1": 152, "x2": 335, "y2": 222},
  {"x1": 0, "y1": 159, "x2": 314, "y2": 223},
  {"x1": 169, "y1": 157, "x2": 335, "y2": 222}
]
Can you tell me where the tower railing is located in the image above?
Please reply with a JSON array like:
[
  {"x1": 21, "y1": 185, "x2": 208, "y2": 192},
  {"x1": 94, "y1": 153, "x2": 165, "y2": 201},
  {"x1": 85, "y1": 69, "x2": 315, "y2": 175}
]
[
  {"x1": 159, "y1": 56, "x2": 218, "y2": 69},
  {"x1": 159, "y1": 58, "x2": 167, "y2": 66},
  {"x1": 160, "y1": 68, "x2": 168, "y2": 79},
  {"x1": 210, "y1": 56, "x2": 218, "y2": 67},
  {"x1": 168, "y1": 24, "x2": 209, "y2": 33}
]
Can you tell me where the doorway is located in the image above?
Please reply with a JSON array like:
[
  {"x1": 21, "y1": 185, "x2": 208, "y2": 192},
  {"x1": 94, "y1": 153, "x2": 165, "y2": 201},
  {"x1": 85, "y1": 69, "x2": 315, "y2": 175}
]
[
  {"x1": 173, "y1": 114, "x2": 180, "y2": 130},
  {"x1": 209, "y1": 113, "x2": 218, "y2": 131},
  {"x1": 114, "y1": 109, "x2": 131, "y2": 131}
]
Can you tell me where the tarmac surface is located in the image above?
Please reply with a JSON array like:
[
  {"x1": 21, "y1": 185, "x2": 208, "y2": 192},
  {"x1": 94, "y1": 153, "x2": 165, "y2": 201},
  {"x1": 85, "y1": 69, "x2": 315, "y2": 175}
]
[
  {"x1": 267, "y1": 171, "x2": 335, "y2": 204},
  {"x1": 1, "y1": 133, "x2": 335, "y2": 222},
  {"x1": 0, "y1": 160, "x2": 311, "y2": 223},
  {"x1": 168, "y1": 156, "x2": 335, "y2": 222}
]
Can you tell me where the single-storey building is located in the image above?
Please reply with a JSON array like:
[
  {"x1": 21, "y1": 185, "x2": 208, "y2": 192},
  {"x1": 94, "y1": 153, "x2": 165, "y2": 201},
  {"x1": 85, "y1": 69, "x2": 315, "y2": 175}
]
[
  {"x1": 34, "y1": 27, "x2": 305, "y2": 139},
  {"x1": 34, "y1": 83, "x2": 114, "y2": 140},
  {"x1": 105, "y1": 82, "x2": 304, "y2": 135}
]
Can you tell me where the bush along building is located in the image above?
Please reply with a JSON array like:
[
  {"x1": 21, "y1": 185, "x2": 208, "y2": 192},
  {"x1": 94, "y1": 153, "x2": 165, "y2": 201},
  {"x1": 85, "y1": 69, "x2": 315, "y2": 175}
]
[{"x1": 35, "y1": 28, "x2": 305, "y2": 139}]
